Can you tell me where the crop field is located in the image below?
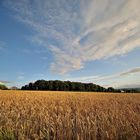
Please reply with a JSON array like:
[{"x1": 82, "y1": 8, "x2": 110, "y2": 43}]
[{"x1": 0, "y1": 90, "x2": 140, "y2": 140}]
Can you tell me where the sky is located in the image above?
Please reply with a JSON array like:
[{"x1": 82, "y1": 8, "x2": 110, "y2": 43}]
[{"x1": 0, "y1": 0, "x2": 140, "y2": 88}]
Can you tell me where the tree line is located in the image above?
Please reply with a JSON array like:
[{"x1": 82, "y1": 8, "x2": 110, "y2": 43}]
[
  {"x1": 21, "y1": 80, "x2": 117, "y2": 92},
  {"x1": 1, "y1": 80, "x2": 139, "y2": 92},
  {"x1": 0, "y1": 84, "x2": 8, "y2": 90}
]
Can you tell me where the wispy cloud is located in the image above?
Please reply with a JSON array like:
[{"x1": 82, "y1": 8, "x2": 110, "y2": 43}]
[
  {"x1": 120, "y1": 67, "x2": 140, "y2": 76},
  {"x1": 4, "y1": 0, "x2": 140, "y2": 74},
  {"x1": 64, "y1": 75, "x2": 100, "y2": 82},
  {"x1": 41, "y1": 56, "x2": 48, "y2": 60},
  {"x1": 64, "y1": 67, "x2": 140, "y2": 88},
  {"x1": 17, "y1": 72, "x2": 25, "y2": 80},
  {"x1": 0, "y1": 80, "x2": 11, "y2": 85},
  {"x1": 0, "y1": 41, "x2": 6, "y2": 52},
  {"x1": 116, "y1": 83, "x2": 140, "y2": 89},
  {"x1": 64, "y1": 73, "x2": 116, "y2": 83},
  {"x1": 22, "y1": 48, "x2": 31, "y2": 54}
]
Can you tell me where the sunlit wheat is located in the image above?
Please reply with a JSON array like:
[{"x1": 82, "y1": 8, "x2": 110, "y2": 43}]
[{"x1": 0, "y1": 90, "x2": 139, "y2": 140}]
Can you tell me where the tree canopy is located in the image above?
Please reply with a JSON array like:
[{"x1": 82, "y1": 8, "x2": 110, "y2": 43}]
[
  {"x1": 0, "y1": 84, "x2": 8, "y2": 90},
  {"x1": 21, "y1": 80, "x2": 115, "y2": 92}
]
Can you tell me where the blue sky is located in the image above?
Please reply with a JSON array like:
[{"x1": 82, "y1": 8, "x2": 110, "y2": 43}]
[{"x1": 0, "y1": 0, "x2": 140, "y2": 88}]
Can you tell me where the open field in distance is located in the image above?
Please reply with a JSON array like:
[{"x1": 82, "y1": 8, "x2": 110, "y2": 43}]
[{"x1": 0, "y1": 90, "x2": 140, "y2": 140}]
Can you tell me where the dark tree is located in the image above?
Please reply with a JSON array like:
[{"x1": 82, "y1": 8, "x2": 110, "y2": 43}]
[
  {"x1": 107, "y1": 87, "x2": 115, "y2": 92},
  {"x1": 0, "y1": 84, "x2": 8, "y2": 90},
  {"x1": 21, "y1": 80, "x2": 108, "y2": 92}
]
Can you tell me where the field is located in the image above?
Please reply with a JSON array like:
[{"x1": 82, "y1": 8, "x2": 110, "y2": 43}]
[{"x1": 0, "y1": 90, "x2": 140, "y2": 140}]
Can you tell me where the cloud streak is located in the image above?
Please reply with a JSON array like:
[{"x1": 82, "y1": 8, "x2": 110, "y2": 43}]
[
  {"x1": 120, "y1": 67, "x2": 140, "y2": 76},
  {"x1": 0, "y1": 41, "x2": 6, "y2": 52},
  {"x1": 17, "y1": 72, "x2": 25, "y2": 80},
  {"x1": 0, "y1": 80, "x2": 11, "y2": 85},
  {"x1": 64, "y1": 67, "x2": 140, "y2": 88},
  {"x1": 116, "y1": 83, "x2": 140, "y2": 89},
  {"x1": 4, "y1": 0, "x2": 140, "y2": 74}
]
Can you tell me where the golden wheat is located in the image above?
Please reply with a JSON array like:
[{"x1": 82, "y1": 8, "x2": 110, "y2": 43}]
[{"x1": 0, "y1": 90, "x2": 139, "y2": 140}]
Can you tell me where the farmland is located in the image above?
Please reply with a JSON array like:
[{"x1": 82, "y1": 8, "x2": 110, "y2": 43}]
[{"x1": 0, "y1": 90, "x2": 140, "y2": 140}]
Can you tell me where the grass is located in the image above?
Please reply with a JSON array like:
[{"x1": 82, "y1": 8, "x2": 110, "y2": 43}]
[{"x1": 0, "y1": 90, "x2": 140, "y2": 140}]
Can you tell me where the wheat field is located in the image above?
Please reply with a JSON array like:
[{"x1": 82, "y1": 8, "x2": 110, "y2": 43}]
[{"x1": 0, "y1": 90, "x2": 139, "y2": 140}]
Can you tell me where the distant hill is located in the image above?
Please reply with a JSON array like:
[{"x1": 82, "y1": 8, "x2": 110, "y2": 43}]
[{"x1": 21, "y1": 80, "x2": 113, "y2": 92}]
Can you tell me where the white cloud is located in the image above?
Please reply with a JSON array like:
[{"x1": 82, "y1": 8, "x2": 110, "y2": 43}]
[{"x1": 4, "y1": 0, "x2": 140, "y2": 74}]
